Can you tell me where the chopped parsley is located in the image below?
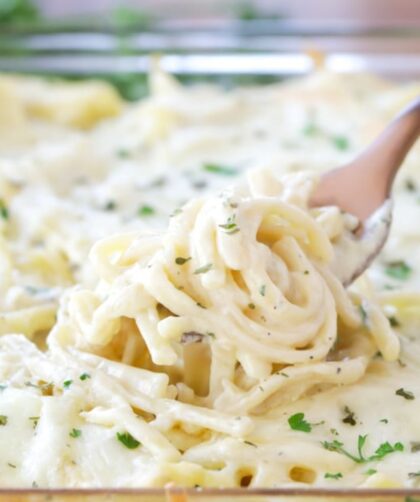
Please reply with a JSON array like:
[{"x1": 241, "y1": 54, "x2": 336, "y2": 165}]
[
  {"x1": 170, "y1": 208, "x2": 183, "y2": 218},
  {"x1": 359, "y1": 305, "x2": 368, "y2": 325},
  {"x1": 138, "y1": 205, "x2": 155, "y2": 217},
  {"x1": 409, "y1": 472, "x2": 420, "y2": 478},
  {"x1": 388, "y1": 316, "x2": 400, "y2": 327},
  {"x1": 0, "y1": 415, "x2": 7, "y2": 426},
  {"x1": 116, "y1": 148, "x2": 131, "y2": 158},
  {"x1": 288, "y1": 412, "x2": 312, "y2": 433},
  {"x1": 302, "y1": 122, "x2": 318, "y2": 136},
  {"x1": 322, "y1": 435, "x2": 403, "y2": 464},
  {"x1": 203, "y1": 163, "x2": 238, "y2": 176},
  {"x1": 79, "y1": 373, "x2": 91, "y2": 381},
  {"x1": 194, "y1": 263, "x2": 212, "y2": 274},
  {"x1": 365, "y1": 468, "x2": 377, "y2": 476},
  {"x1": 342, "y1": 406, "x2": 357, "y2": 426},
  {"x1": 243, "y1": 440, "x2": 257, "y2": 447},
  {"x1": 371, "y1": 441, "x2": 404, "y2": 460},
  {"x1": 218, "y1": 215, "x2": 240, "y2": 235},
  {"x1": 29, "y1": 416, "x2": 39, "y2": 428},
  {"x1": 175, "y1": 256, "x2": 191, "y2": 265},
  {"x1": 116, "y1": 431, "x2": 141, "y2": 449},
  {"x1": 331, "y1": 135, "x2": 349, "y2": 151},
  {"x1": 0, "y1": 200, "x2": 8, "y2": 220},
  {"x1": 7, "y1": 463, "x2": 16, "y2": 468},
  {"x1": 248, "y1": 303, "x2": 256, "y2": 310},
  {"x1": 104, "y1": 201, "x2": 116, "y2": 211},
  {"x1": 385, "y1": 260, "x2": 412, "y2": 280},
  {"x1": 69, "y1": 428, "x2": 82, "y2": 438},
  {"x1": 259, "y1": 284, "x2": 266, "y2": 296},
  {"x1": 324, "y1": 472, "x2": 343, "y2": 480},
  {"x1": 63, "y1": 380, "x2": 73, "y2": 389},
  {"x1": 396, "y1": 388, "x2": 415, "y2": 400},
  {"x1": 405, "y1": 178, "x2": 417, "y2": 192},
  {"x1": 411, "y1": 442, "x2": 420, "y2": 452},
  {"x1": 380, "y1": 418, "x2": 389, "y2": 424}
]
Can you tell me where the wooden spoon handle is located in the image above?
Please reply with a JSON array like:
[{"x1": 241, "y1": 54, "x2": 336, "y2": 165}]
[
  {"x1": 350, "y1": 96, "x2": 420, "y2": 196},
  {"x1": 310, "y1": 96, "x2": 420, "y2": 222}
]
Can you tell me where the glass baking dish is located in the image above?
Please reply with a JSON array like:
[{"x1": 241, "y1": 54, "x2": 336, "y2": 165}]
[{"x1": 0, "y1": 18, "x2": 419, "y2": 502}]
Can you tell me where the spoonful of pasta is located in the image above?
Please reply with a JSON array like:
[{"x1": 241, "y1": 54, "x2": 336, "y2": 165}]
[{"x1": 310, "y1": 96, "x2": 420, "y2": 286}]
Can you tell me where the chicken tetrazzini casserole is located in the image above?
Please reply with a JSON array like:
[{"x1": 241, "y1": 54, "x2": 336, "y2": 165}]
[{"x1": 0, "y1": 69, "x2": 419, "y2": 490}]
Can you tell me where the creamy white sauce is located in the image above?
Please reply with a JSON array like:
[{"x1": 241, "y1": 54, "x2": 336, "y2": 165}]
[{"x1": 0, "y1": 70, "x2": 419, "y2": 489}]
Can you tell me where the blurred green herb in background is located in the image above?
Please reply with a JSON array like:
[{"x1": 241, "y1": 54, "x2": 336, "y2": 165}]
[
  {"x1": 0, "y1": 0, "x2": 39, "y2": 24},
  {"x1": 233, "y1": 0, "x2": 282, "y2": 21},
  {"x1": 110, "y1": 5, "x2": 153, "y2": 30}
]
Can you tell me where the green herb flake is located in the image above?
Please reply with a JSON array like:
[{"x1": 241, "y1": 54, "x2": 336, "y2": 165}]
[
  {"x1": 331, "y1": 135, "x2": 350, "y2": 151},
  {"x1": 206, "y1": 332, "x2": 216, "y2": 339},
  {"x1": 411, "y1": 442, "x2": 420, "y2": 452},
  {"x1": 203, "y1": 163, "x2": 237, "y2": 176},
  {"x1": 170, "y1": 207, "x2": 183, "y2": 218},
  {"x1": 248, "y1": 303, "x2": 256, "y2": 310},
  {"x1": 396, "y1": 388, "x2": 415, "y2": 400},
  {"x1": 116, "y1": 148, "x2": 131, "y2": 159},
  {"x1": 359, "y1": 305, "x2": 368, "y2": 325},
  {"x1": 194, "y1": 263, "x2": 213, "y2": 275},
  {"x1": 385, "y1": 260, "x2": 412, "y2": 280},
  {"x1": 218, "y1": 215, "x2": 240, "y2": 235},
  {"x1": 388, "y1": 316, "x2": 400, "y2": 327},
  {"x1": 409, "y1": 472, "x2": 420, "y2": 478},
  {"x1": 243, "y1": 440, "x2": 257, "y2": 447},
  {"x1": 0, "y1": 200, "x2": 8, "y2": 220},
  {"x1": 322, "y1": 437, "x2": 365, "y2": 463},
  {"x1": 0, "y1": 415, "x2": 7, "y2": 426},
  {"x1": 302, "y1": 122, "x2": 318, "y2": 136},
  {"x1": 7, "y1": 463, "x2": 16, "y2": 468},
  {"x1": 324, "y1": 472, "x2": 343, "y2": 480},
  {"x1": 116, "y1": 431, "x2": 141, "y2": 449},
  {"x1": 69, "y1": 428, "x2": 82, "y2": 438},
  {"x1": 370, "y1": 441, "x2": 403, "y2": 460},
  {"x1": 104, "y1": 201, "x2": 116, "y2": 211},
  {"x1": 380, "y1": 418, "x2": 389, "y2": 424},
  {"x1": 322, "y1": 435, "x2": 403, "y2": 464},
  {"x1": 79, "y1": 373, "x2": 91, "y2": 381},
  {"x1": 259, "y1": 284, "x2": 266, "y2": 296},
  {"x1": 175, "y1": 256, "x2": 191, "y2": 265},
  {"x1": 405, "y1": 178, "x2": 417, "y2": 192},
  {"x1": 63, "y1": 380, "x2": 73, "y2": 389},
  {"x1": 365, "y1": 468, "x2": 377, "y2": 476},
  {"x1": 29, "y1": 416, "x2": 39, "y2": 428},
  {"x1": 288, "y1": 412, "x2": 312, "y2": 433},
  {"x1": 342, "y1": 406, "x2": 357, "y2": 426},
  {"x1": 138, "y1": 205, "x2": 155, "y2": 217}
]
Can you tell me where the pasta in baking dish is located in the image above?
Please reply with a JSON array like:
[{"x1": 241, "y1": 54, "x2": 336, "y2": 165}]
[{"x1": 0, "y1": 69, "x2": 419, "y2": 489}]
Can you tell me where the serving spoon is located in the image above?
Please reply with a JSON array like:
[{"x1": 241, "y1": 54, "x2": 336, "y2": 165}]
[{"x1": 309, "y1": 96, "x2": 420, "y2": 286}]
